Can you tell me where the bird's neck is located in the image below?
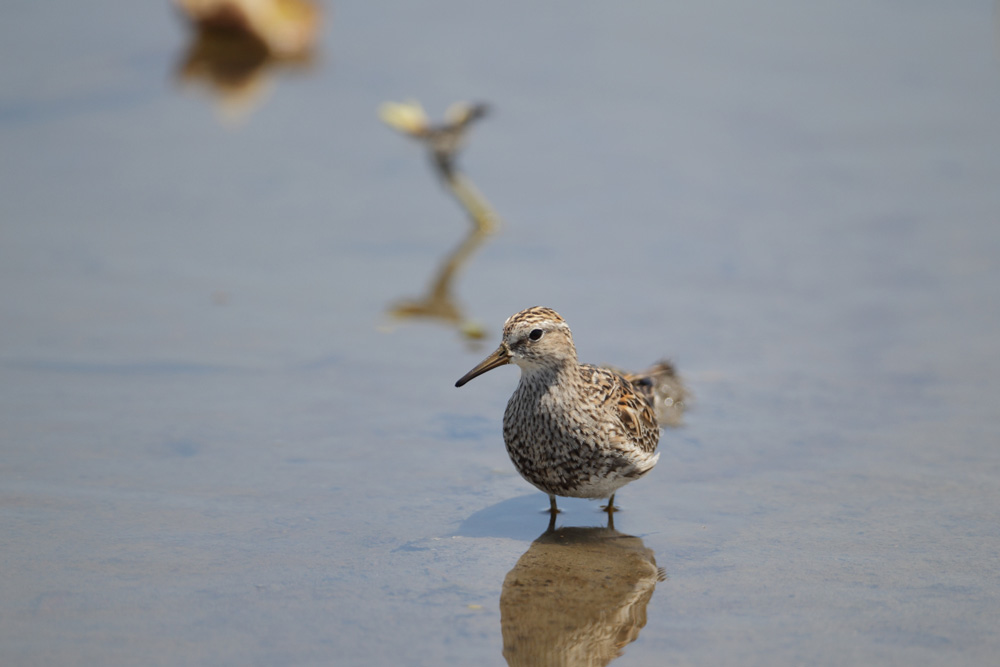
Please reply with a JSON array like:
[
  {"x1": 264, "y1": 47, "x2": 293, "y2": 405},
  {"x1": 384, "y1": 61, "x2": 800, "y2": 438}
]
[{"x1": 516, "y1": 359, "x2": 578, "y2": 392}]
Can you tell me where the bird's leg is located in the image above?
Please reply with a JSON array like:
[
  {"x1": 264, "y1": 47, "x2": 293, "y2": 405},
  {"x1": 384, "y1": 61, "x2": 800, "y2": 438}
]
[
  {"x1": 601, "y1": 493, "x2": 618, "y2": 513},
  {"x1": 544, "y1": 495, "x2": 559, "y2": 532}
]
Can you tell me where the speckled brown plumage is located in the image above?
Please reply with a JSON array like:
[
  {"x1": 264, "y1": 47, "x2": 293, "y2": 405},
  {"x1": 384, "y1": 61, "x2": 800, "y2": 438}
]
[{"x1": 455, "y1": 306, "x2": 686, "y2": 512}]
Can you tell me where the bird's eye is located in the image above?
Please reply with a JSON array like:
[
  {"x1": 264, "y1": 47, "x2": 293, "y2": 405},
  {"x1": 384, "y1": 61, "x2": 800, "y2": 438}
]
[{"x1": 528, "y1": 329, "x2": 543, "y2": 341}]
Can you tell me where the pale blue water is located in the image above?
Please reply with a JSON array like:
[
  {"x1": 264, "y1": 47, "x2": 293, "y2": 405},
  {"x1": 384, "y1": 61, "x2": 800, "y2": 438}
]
[{"x1": 2, "y1": 1, "x2": 1000, "y2": 665}]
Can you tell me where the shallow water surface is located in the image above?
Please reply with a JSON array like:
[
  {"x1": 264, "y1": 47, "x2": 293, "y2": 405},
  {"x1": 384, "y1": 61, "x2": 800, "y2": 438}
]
[{"x1": 2, "y1": 1, "x2": 1000, "y2": 665}]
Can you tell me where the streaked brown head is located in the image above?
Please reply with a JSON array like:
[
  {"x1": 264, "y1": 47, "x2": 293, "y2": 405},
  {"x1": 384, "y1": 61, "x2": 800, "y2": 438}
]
[{"x1": 455, "y1": 307, "x2": 577, "y2": 387}]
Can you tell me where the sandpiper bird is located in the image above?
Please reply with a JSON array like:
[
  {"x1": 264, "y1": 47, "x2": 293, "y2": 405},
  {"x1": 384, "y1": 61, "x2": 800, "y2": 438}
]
[{"x1": 455, "y1": 306, "x2": 684, "y2": 513}]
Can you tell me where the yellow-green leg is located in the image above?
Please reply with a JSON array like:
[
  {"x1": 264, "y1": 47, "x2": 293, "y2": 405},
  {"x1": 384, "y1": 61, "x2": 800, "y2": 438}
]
[{"x1": 601, "y1": 493, "x2": 618, "y2": 513}]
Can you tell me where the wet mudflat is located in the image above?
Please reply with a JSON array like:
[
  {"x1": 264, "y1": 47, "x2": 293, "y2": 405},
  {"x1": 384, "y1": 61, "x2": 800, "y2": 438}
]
[{"x1": 2, "y1": 1, "x2": 1000, "y2": 665}]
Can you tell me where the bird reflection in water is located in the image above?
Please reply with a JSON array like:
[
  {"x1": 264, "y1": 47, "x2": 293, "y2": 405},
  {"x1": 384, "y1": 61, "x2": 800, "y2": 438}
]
[
  {"x1": 172, "y1": 0, "x2": 321, "y2": 123},
  {"x1": 501, "y1": 517, "x2": 666, "y2": 667},
  {"x1": 379, "y1": 100, "x2": 500, "y2": 347}
]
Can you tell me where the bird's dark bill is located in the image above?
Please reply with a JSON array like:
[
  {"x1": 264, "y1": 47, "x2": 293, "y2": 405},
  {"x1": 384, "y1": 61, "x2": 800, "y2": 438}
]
[{"x1": 455, "y1": 346, "x2": 509, "y2": 387}]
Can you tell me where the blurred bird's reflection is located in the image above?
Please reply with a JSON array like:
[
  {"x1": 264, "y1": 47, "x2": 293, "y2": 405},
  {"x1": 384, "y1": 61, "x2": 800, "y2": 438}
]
[
  {"x1": 173, "y1": 0, "x2": 321, "y2": 122},
  {"x1": 380, "y1": 100, "x2": 500, "y2": 346},
  {"x1": 501, "y1": 522, "x2": 666, "y2": 667},
  {"x1": 386, "y1": 216, "x2": 494, "y2": 345}
]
